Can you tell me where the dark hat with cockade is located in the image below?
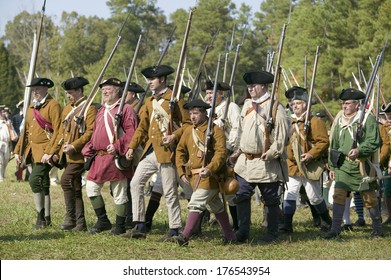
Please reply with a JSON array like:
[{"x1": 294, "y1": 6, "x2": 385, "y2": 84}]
[
  {"x1": 183, "y1": 99, "x2": 211, "y2": 110},
  {"x1": 201, "y1": 80, "x2": 231, "y2": 91},
  {"x1": 285, "y1": 86, "x2": 309, "y2": 102},
  {"x1": 339, "y1": 88, "x2": 365, "y2": 100},
  {"x1": 27, "y1": 78, "x2": 54, "y2": 88},
  {"x1": 141, "y1": 65, "x2": 175, "y2": 78},
  {"x1": 243, "y1": 71, "x2": 274, "y2": 85},
  {"x1": 99, "y1": 78, "x2": 122, "y2": 88},
  {"x1": 121, "y1": 81, "x2": 145, "y2": 93},
  {"x1": 61, "y1": 77, "x2": 89, "y2": 90}
]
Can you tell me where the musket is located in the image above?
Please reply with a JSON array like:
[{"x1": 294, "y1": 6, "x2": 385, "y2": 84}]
[
  {"x1": 289, "y1": 68, "x2": 334, "y2": 123},
  {"x1": 188, "y1": 31, "x2": 218, "y2": 102},
  {"x1": 114, "y1": 34, "x2": 142, "y2": 141},
  {"x1": 17, "y1": 0, "x2": 47, "y2": 168},
  {"x1": 352, "y1": 35, "x2": 388, "y2": 149},
  {"x1": 264, "y1": 23, "x2": 287, "y2": 154},
  {"x1": 194, "y1": 54, "x2": 222, "y2": 191},
  {"x1": 303, "y1": 46, "x2": 320, "y2": 152},
  {"x1": 221, "y1": 20, "x2": 248, "y2": 127},
  {"x1": 304, "y1": 55, "x2": 308, "y2": 88},
  {"x1": 135, "y1": 26, "x2": 176, "y2": 114},
  {"x1": 168, "y1": 8, "x2": 194, "y2": 138},
  {"x1": 70, "y1": 12, "x2": 130, "y2": 143},
  {"x1": 223, "y1": 24, "x2": 235, "y2": 83}
]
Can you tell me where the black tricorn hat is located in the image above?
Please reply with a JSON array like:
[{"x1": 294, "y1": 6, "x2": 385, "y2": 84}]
[
  {"x1": 380, "y1": 102, "x2": 391, "y2": 113},
  {"x1": 285, "y1": 86, "x2": 309, "y2": 102},
  {"x1": 99, "y1": 77, "x2": 122, "y2": 88},
  {"x1": 61, "y1": 77, "x2": 89, "y2": 90},
  {"x1": 339, "y1": 88, "x2": 365, "y2": 100},
  {"x1": 27, "y1": 77, "x2": 54, "y2": 88},
  {"x1": 183, "y1": 99, "x2": 211, "y2": 110},
  {"x1": 168, "y1": 84, "x2": 191, "y2": 94},
  {"x1": 243, "y1": 71, "x2": 274, "y2": 85},
  {"x1": 141, "y1": 65, "x2": 175, "y2": 78},
  {"x1": 121, "y1": 81, "x2": 145, "y2": 93},
  {"x1": 201, "y1": 80, "x2": 231, "y2": 91}
]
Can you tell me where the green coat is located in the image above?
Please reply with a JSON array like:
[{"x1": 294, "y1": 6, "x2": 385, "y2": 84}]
[{"x1": 329, "y1": 111, "x2": 380, "y2": 191}]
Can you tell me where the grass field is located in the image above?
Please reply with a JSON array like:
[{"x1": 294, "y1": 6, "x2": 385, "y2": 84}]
[{"x1": 1, "y1": 160, "x2": 390, "y2": 260}]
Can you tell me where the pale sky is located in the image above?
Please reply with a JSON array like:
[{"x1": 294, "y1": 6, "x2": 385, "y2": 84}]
[{"x1": 0, "y1": 0, "x2": 262, "y2": 36}]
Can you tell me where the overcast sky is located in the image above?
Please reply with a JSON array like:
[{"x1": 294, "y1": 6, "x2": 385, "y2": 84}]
[{"x1": 0, "y1": 0, "x2": 262, "y2": 36}]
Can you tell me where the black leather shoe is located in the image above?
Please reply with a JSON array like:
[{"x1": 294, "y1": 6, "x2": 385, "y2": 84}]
[
  {"x1": 172, "y1": 235, "x2": 189, "y2": 246},
  {"x1": 88, "y1": 222, "x2": 112, "y2": 234},
  {"x1": 260, "y1": 233, "x2": 278, "y2": 244},
  {"x1": 109, "y1": 227, "x2": 126, "y2": 235},
  {"x1": 342, "y1": 224, "x2": 353, "y2": 231},
  {"x1": 323, "y1": 231, "x2": 340, "y2": 240},
  {"x1": 60, "y1": 223, "x2": 76, "y2": 230},
  {"x1": 354, "y1": 219, "x2": 366, "y2": 227}
]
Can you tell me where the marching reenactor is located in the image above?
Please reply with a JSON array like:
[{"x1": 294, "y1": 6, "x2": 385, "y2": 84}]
[
  {"x1": 14, "y1": 77, "x2": 62, "y2": 229},
  {"x1": 50, "y1": 77, "x2": 97, "y2": 231},
  {"x1": 203, "y1": 80, "x2": 242, "y2": 231},
  {"x1": 124, "y1": 65, "x2": 191, "y2": 240},
  {"x1": 279, "y1": 86, "x2": 331, "y2": 234},
  {"x1": 81, "y1": 78, "x2": 138, "y2": 235},
  {"x1": 173, "y1": 99, "x2": 236, "y2": 246},
  {"x1": 325, "y1": 88, "x2": 383, "y2": 239},
  {"x1": 229, "y1": 71, "x2": 289, "y2": 243}
]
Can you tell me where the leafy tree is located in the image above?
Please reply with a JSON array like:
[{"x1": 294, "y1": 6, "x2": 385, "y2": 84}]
[{"x1": 0, "y1": 43, "x2": 22, "y2": 108}]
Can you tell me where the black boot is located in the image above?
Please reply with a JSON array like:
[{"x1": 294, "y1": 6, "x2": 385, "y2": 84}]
[
  {"x1": 235, "y1": 196, "x2": 252, "y2": 243},
  {"x1": 145, "y1": 192, "x2": 162, "y2": 232},
  {"x1": 323, "y1": 203, "x2": 345, "y2": 239},
  {"x1": 73, "y1": 195, "x2": 87, "y2": 231},
  {"x1": 35, "y1": 209, "x2": 46, "y2": 230},
  {"x1": 125, "y1": 200, "x2": 133, "y2": 230},
  {"x1": 368, "y1": 207, "x2": 384, "y2": 237},
  {"x1": 60, "y1": 191, "x2": 76, "y2": 230},
  {"x1": 261, "y1": 205, "x2": 280, "y2": 243},
  {"x1": 88, "y1": 207, "x2": 112, "y2": 234},
  {"x1": 45, "y1": 216, "x2": 52, "y2": 227},
  {"x1": 279, "y1": 213, "x2": 294, "y2": 234},
  {"x1": 125, "y1": 182, "x2": 133, "y2": 230},
  {"x1": 110, "y1": 215, "x2": 126, "y2": 235},
  {"x1": 314, "y1": 200, "x2": 332, "y2": 231},
  {"x1": 229, "y1": 205, "x2": 238, "y2": 231}
]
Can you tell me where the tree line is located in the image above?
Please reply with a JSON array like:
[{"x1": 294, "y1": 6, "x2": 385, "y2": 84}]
[{"x1": 0, "y1": 0, "x2": 390, "y2": 117}]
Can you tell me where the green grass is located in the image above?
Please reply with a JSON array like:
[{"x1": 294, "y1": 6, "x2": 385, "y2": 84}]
[{"x1": 1, "y1": 161, "x2": 390, "y2": 260}]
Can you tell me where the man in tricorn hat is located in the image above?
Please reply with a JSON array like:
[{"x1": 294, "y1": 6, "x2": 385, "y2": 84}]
[
  {"x1": 279, "y1": 86, "x2": 331, "y2": 234},
  {"x1": 81, "y1": 78, "x2": 138, "y2": 235},
  {"x1": 325, "y1": 88, "x2": 383, "y2": 239},
  {"x1": 228, "y1": 70, "x2": 289, "y2": 243},
  {"x1": 124, "y1": 65, "x2": 191, "y2": 240},
  {"x1": 14, "y1": 77, "x2": 62, "y2": 229},
  {"x1": 122, "y1": 81, "x2": 145, "y2": 110},
  {"x1": 142, "y1": 84, "x2": 193, "y2": 233},
  {"x1": 378, "y1": 102, "x2": 391, "y2": 224},
  {"x1": 173, "y1": 99, "x2": 236, "y2": 245},
  {"x1": 50, "y1": 77, "x2": 96, "y2": 231},
  {"x1": 201, "y1": 80, "x2": 242, "y2": 231}
]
